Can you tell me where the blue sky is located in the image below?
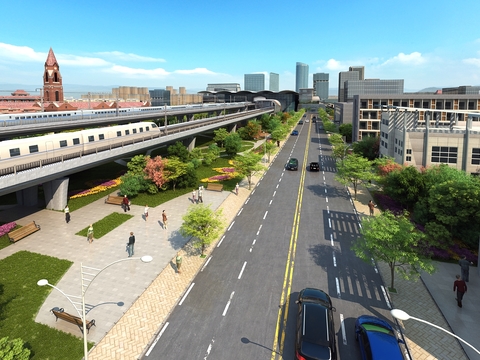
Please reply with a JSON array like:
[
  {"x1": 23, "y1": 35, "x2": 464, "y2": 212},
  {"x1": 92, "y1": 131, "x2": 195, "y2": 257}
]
[{"x1": 1, "y1": 0, "x2": 480, "y2": 94}]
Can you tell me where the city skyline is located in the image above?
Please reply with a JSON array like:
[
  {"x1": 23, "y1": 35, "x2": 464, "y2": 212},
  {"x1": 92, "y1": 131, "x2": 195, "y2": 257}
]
[{"x1": 1, "y1": 0, "x2": 480, "y2": 94}]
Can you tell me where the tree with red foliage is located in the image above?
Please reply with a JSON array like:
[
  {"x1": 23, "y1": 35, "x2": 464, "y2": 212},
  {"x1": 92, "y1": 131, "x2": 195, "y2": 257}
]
[
  {"x1": 376, "y1": 157, "x2": 403, "y2": 177},
  {"x1": 144, "y1": 156, "x2": 170, "y2": 189}
]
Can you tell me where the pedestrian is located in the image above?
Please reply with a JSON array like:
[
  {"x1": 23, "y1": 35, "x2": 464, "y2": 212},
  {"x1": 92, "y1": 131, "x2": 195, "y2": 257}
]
[
  {"x1": 198, "y1": 188, "x2": 203, "y2": 203},
  {"x1": 176, "y1": 252, "x2": 182, "y2": 274},
  {"x1": 453, "y1": 274, "x2": 467, "y2": 307},
  {"x1": 277, "y1": 140, "x2": 280, "y2": 147},
  {"x1": 127, "y1": 231, "x2": 135, "y2": 257},
  {"x1": 235, "y1": 183, "x2": 239, "y2": 196},
  {"x1": 162, "y1": 210, "x2": 168, "y2": 229},
  {"x1": 122, "y1": 195, "x2": 130, "y2": 212},
  {"x1": 144, "y1": 204, "x2": 149, "y2": 221},
  {"x1": 368, "y1": 200, "x2": 376, "y2": 216},
  {"x1": 87, "y1": 224, "x2": 94, "y2": 243},
  {"x1": 64, "y1": 205, "x2": 70, "y2": 223},
  {"x1": 192, "y1": 189, "x2": 196, "y2": 204},
  {"x1": 459, "y1": 255, "x2": 472, "y2": 282}
]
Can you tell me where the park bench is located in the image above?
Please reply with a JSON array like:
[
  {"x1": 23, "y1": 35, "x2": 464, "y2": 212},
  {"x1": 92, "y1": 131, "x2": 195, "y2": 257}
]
[
  {"x1": 105, "y1": 194, "x2": 123, "y2": 206},
  {"x1": 51, "y1": 308, "x2": 96, "y2": 334},
  {"x1": 206, "y1": 183, "x2": 223, "y2": 192},
  {"x1": 7, "y1": 221, "x2": 40, "y2": 243}
]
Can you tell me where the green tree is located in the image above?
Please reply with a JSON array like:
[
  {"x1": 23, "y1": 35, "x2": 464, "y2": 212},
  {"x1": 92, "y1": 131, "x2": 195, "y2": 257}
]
[
  {"x1": 163, "y1": 157, "x2": 188, "y2": 191},
  {"x1": 203, "y1": 144, "x2": 220, "y2": 166},
  {"x1": 214, "y1": 128, "x2": 229, "y2": 148},
  {"x1": 224, "y1": 132, "x2": 242, "y2": 156},
  {"x1": 232, "y1": 152, "x2": 264, "y2": 189},
  {"x1": 238, "y1": 120, "x2": 262, "y2": 140},
  {"x1": 127, "y1": 154, "x2": 148, "y2": 175},
  {"x1": 167, "y1": 141, "x2": 190, "y2": 162},
  {"x1": 176, "y1": 162, "x2": 198, "y2": 189},
  {"x1": 264, "y1": 140, "x2": 276, "y2": 163},
  {"x1": 338, "y1": 123, "x2": 353, "y2": 142},
  {"x1": 335, "y1": 153, "x2": 375, "y2": 199},
  {"x1": 120, "y1": 173, "x2": 149, "y2": 196},
  {"x1": 0, "y1": 337, "x2": 31, "y2": 360},
  {"x1": 332, "y1": 143, "x2": 351, "y2": 161},
  {"x1": 383, "y1": 165, "x2": 424, "y2": 210},
  {"x1": 352, "y1": 136, "x2": 379, "y2": 160},
  {"x1": 180, "y1": 204, "x2": 224, "y2": 256},
  {"x1": 354, "y1": 211, "x2": 434, "y2": 291}
]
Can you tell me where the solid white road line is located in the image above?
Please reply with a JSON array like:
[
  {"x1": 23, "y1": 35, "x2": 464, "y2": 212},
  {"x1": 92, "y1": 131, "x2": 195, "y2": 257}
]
[
  {"x1": 340, "y1": 314, "x2": 347, "y2": 345},
  {"x1": 179, "y1": 283, "x2": 195, "y2": 306},
  {"x1": 222, "y1": 291, "x2": 235, "y2": 316},
  {"x1": 336, "y1": 277, "x2": 341, "y2": 299},
  {"x1": 238, "y1": 261, "x2": 247, "y2": 279},
  {"x1": 381, "y1": 285, "x2": 392, "y2": 309},
  {"x1": 237, "y1": 208, "x2": 243, "y2": 216},
  {"x1": 263, "y1": 211, "x2": 268, "y2": 219},
  {"x1": 227, "y1": 221, "x2": 235, "y2": 231},
  {"x1": 203, "y1": 338, "x2": 215, "y2": 360},
  {"x1": 145, "y1": 322, "x2": 169, "y2": 356},
  {"x1": 330, "y1": 234, "x2": 334, "y2": 246},
  {"x1": 332, "y1": 252, "x2": 337, "y2": 267},
  {"x1": 217, "y1": 235, "x2": 225, "y2": 247},
  {"x1": 257, "y1": 224, "x2": 262, "y2": 235},
  {"x1": 201, "y1": 256, "x2": 212, "y2": 272}
]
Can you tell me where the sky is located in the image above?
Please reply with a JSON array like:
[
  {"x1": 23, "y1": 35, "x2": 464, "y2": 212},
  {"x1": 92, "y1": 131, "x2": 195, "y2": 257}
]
[{"x1": 1, "y1": 0, "x2": 480, "y2": 96}]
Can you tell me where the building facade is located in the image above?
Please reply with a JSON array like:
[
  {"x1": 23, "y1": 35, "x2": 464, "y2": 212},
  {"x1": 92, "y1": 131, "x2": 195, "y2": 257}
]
[
  {"x1": 244, "y1": 74, "x2": 265, "y2": 91},
  {"x1": 338, "y1": 71, "x2": 359, "y2": 102},
  {"x1": 295, "y1": 62, "x2": 309, "y2": 92},
  {"x1": 270, "y1": 72, "x2": 279, "y2": 92},
  {"x1": 43, "y1": 48, "x2": 64, "y2": 102},
  {"x1": 313, "y1": 73, "x2": 329, "y2": 100},
  {"x1": 206, "y1": 83, "x2": 241, "y2": 92},
  {"x1": 349, "y1": 66, "x2": 365, "y2": 80},
  {"x1": 344, "y1": 79, "x2": 404, "y2": 102},
  {"x1": 380, "y1": 107, "x2": 480, "y2": 174}
]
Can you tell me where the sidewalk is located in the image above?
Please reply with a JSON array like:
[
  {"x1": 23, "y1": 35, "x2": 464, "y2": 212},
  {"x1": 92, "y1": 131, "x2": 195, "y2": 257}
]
[{"x1": 352, "y1": 186, "x2": 478, "y2": 360}]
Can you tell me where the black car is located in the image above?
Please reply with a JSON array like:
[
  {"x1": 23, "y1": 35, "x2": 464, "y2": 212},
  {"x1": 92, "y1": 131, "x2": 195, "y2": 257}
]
[
  {"x1": 286, "y1": 158, "x2": 299, "y2": 171},
  {"x1": 298, "y1": 120, "x2": 304, "y2": 125},
  {"x1": 310, "y1": 162, "x2": 320, "y2": 171},
  {"x1": 295, "y1": 288, "x2": 337, "y2": 360}
]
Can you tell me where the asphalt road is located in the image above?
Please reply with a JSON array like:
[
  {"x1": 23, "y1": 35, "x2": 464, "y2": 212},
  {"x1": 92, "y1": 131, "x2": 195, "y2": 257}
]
[{"x1": 144, "y1": 117, "x2": 395, "y2": 360}]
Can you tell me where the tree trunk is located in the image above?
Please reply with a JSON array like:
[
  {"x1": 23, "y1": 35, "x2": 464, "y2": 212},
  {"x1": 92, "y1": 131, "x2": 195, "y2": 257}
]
[
  {"x1": 248, "y1": 175, "x2": 252, "y2": 190},
  {"x1": 390, "y1": 262, "x2": 395, "y2": 290}
]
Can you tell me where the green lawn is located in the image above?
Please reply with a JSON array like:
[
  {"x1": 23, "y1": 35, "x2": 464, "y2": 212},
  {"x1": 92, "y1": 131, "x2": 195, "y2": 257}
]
[
  {"x1": 76, "y1": 213, "x2": 133, "y2": 238},
  {"x1": 0, "y1": 251, "x2": 87, "y2": 359}
]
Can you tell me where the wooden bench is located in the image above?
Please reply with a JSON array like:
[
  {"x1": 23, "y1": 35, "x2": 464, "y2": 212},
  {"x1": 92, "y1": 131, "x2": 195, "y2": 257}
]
[
  {"x1": 51, "y1": 308, "x2": 96, "y2": 334},
  {"x1": 206, "y1": 183, "x2": 223, "y2": 192},
  {"x1": 105, "y1": 194, "x2": 123, "y2": 205},
  {"x1": 7, "y1": 221, "x2": 40, "y2": 243}
]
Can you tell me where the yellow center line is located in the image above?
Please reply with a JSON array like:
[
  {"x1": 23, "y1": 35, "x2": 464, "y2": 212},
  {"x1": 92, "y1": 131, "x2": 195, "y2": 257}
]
[{"x1": 271, "y1": 121, "x2": 312, "y2": 359}]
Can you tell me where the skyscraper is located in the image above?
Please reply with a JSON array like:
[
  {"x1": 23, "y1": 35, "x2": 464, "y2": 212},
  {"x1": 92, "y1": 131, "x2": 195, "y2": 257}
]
[
  {"x1": 270, "y1": 72, "x2": 279, "y2": 92},
  {"x1": 338, "y1": 71, "x2": 359, "y2": 102},
  {"x1": 295, "y1": 62, "x2": 309, "y2": 92},
  {"x1": 349, "y1": 66, "x2": 365, "y2": 80},
  {"x1": 244, "y1": 74, "x2": 265, "y2": 91},
  {"x1": 313, "y1": 73, "x2": 329, "y2": 100}
]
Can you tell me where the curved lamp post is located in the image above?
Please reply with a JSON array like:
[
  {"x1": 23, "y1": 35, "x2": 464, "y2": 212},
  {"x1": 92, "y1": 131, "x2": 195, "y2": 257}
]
[
  {"x1": 38, "y1": 255, "x2": 153, "y2": 360},
  {"x1": 391, "y1": 309, "x2": 480, "y2": 355}
]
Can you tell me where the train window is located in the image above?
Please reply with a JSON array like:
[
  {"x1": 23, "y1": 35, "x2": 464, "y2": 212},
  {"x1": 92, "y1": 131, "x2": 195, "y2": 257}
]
[
  {"x1": 125, "y1": 130, "x2": 130, "y2": 135},
  {"x1": 139, "y1": 128, "x2": 144, "y2": 132},
  {"x1": 88, "y1": 136, "x2": 94, "y2": 142},
  {"x1": 146, "y1": 126, "x2": 150, "y2": 131},
  {"x1": 73, "y1": 138, "x2": 80, "y2": 145},
  {"x1": 99, "y1": 134, "x2": 105, "y2": 140},
  {"x1": 9, "y1": 148, "x2": 21, "y2": 157},
  {"x1": 29, "y1": 145, "x2": 39, "y2": 153},
  {"x1": 133, "y1": 129, "x2": 137, "y2": 134},
  {"x1": 116, "y1": 131, "x2": 122, "y2": 137},
  {"x1": 59, "y1": 140, "x2": 67, "y2": 147}
]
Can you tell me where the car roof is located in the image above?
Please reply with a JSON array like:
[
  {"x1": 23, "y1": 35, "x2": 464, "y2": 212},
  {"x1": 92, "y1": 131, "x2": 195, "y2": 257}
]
[
  {"x1": 300, "y1": 288, "x2": 331, "y2": 305},
  {"x1": 289, "y1": 158, "x2": 298, "y2": 163},
  {"x1": 357, "y1": 316, "x2": 404, "y2": 360},
  {"x1": 302, "y1": 303, "x2": 330, "y2": 345}
]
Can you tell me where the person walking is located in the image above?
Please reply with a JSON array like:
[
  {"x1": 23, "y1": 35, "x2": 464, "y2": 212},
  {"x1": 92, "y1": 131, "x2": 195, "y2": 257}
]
[
  {"x1": 235, "y1": 183, "x2": 239, "y2": 196},
  {"x1": 192, "y1": 189, "x2": 196, "y2": 204},
  {"x1": 176, "y1": 252, "x2": 183, "y2": 274},
  {"x1": 198, "y1": 188, "x2": 203, "y2": 203},
  {"x1": 64, "y1": 205, "x2": 70, "y2": 223},
  {"x1": 127, "y1": 232, "x2": 135, "y2": 257},
  {"x1": 144, "y1": 205, "x2": 149, "y2": 221},
  {"x1": 162, "y1": 210, "x2": 168, "y2": 229},
  {"x1": 459, "y1": 255, "x2": 472, "y2": 282},
  {"x1": 368, "y1": 200, "x2": 376, "y2": 216},
  {"x1": 453, "y1": 274, "x2": 467, "y2": 307},
  {"x1": 122, "y1": 195, "x2": 130, "y2": 212},
  {"x1": 87, "y1": 224, "x2": 94, "y2": 243}
]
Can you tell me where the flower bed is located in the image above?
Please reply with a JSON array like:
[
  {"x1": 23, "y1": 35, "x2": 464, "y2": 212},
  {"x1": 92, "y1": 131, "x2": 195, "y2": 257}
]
[
  {"x1": 69, "y1": 178, "x2": 122, "y2": 199},
  {"x1": 0, "y1": 222, "x2": 16, "y2": 237},
  {"x1": 200, "y1": 166, "x2": 239, "y2": 183}
]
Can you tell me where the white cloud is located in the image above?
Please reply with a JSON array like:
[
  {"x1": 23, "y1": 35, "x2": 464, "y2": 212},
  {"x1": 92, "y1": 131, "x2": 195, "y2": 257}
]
[
  {"x1": 97, "y1": 51, "x2": 166, "y2": 63},
  {"x1": 463, "y1": 58, "x2": 480, "y2": 67},
  {"x1": 106, "y1": 65, "x2": 170, "y2": 77},
  {"x1": 325, "y1": 59, "x2": 344, "y2": 71},
  {"x1": 57, "y1": 54, "x2": 111, "y2": 67},
  {"x1": 381, "y1": 52, "x2": 426, "y2": 66},
  {"x1": 174, "y1": 68, "x2": 217, "y2": 75},
  {"x1": 0, "y1": 43, "x2": 45, "y2": 62}
]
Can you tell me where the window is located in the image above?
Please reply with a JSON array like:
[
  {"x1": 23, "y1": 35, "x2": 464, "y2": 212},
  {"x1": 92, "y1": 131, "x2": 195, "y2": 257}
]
[
  {"x1": 59, "y1": 140, "x2": 67, "y2": 147},
  {"x1": 88, "y1": 136, "x2": 95, "y2": 142},
  {"x1": 406, "y1": 149, "x2": 412, "y2": 154},
  {"x1": 431, "y1": 146, "x2": 457, "y2": 164},
  {"x1": 133, "y1": 129, "x2": 137, "y2": 134},
  {"x1": 73, "y1": 138, "x2": 80, "y2": 145},
  {"x1": 29, "y1": 145, "x2": 39, "y2": 153},
  {"x1": 117, "y1": 131, "x2": 122, "y2": 137},
  {"x1": 99, "y1": 134, "x2": 105, "y2": 140},
  {"x1": 9, "y1": 148, "x2": 20, "y2": 157},
  {"x1": 125, "y1": 130, "x2": 130, "y2": 135},
  {"x1": 146, "y1": 126, "x2": 150, "y2": 131},
  {"x1": 139, "y1": 127, "x2": 144, "y2": 133},
  {"x1": 472, "y1": 148, "x2": 480, "y2": 165},
  {"x1": 406, "y1": 156, "x2": 412, "y2": 161}
]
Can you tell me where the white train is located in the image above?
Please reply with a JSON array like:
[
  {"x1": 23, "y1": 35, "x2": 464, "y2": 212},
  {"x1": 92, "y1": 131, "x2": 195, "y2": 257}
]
[
  {"x1": 0, "y1": 122, "x2": 159, "y2": 175},
  {"x1": 0, "y1": 102, "x2": 244, "y2": 127}
]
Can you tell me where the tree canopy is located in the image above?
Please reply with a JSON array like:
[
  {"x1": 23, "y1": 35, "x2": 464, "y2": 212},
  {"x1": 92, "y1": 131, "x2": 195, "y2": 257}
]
[
  {"x1": 232, "y1": 152, "x2": 264, "y2": 189},
  {"x1": 224, "y1": 133, "x2": 242, "y2": 156},
  {"x1": 167, "y1": 141, "x2": 190, "y2": 162},
  {"x1": 213, "y1": 128, "x2": 229, "y2": 148},
  {"x1": 335, "y1": 153, "x2": 375, "y2": 199}
]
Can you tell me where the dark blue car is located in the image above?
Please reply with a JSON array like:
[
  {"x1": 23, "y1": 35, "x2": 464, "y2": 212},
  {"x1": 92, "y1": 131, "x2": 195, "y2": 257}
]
[
  {"x1": 291, "y1": 130, "x2": 299, "y2": 135},
  {"x1": 355, "y1": 315, "x2": 405, "y2": 360}
]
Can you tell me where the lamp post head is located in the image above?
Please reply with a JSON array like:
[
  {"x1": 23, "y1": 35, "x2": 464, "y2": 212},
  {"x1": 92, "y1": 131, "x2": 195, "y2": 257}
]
[
  {"x1": 140, "y1": 255, "x2": 153, "y2": 263},
  {"x1": 391, "y1": 309, "x2": 410, "y2": 321},
  {"x1": 37, "y1": 279, "x2": 49, "y2": 286}
]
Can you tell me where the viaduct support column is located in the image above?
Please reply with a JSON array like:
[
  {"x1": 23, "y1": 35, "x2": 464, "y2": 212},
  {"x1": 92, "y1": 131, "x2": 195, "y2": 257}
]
[
  {"x1": 43, "y1": 177, "x2": 69, "y2": 210},
  {"x1": 183, "y1": 137, "x2": 196, "y2": 151}
]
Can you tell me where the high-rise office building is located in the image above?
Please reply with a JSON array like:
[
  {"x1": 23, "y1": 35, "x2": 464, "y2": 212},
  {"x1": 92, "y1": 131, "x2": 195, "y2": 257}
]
[
  {"x1": 349, "y1": 66, "x2": 365, "y2": 80},
  {"x1": 244, "y1": 74, "x2": 265, "y2": 91},
  {"x1": 313, "y1": 73, "x2": 329, "y2": 100},
  {"x1": 270, "y1": 72, "x2": 279, "y2": 92},
  {"x1": 295, "y1": 62, "x2": 309, "y2": 92},
  {"x1": 206, "y1": 83, "x2": 241, "y2": 92},
  {"x1": 338, "y1": 71, "x2": 359, "y2": 102},
  {"x1": 344, "y1": 79, "x2": 404, "y2": 102}
]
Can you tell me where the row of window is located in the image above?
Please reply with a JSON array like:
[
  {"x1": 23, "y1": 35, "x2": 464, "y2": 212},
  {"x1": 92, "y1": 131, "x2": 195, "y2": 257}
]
[
  {"x1": 8, "y1": 126, "x2": 150, "y2": 157},
  {"x1": 431, "y1": 146, "x2": 458, "y2": 164}
]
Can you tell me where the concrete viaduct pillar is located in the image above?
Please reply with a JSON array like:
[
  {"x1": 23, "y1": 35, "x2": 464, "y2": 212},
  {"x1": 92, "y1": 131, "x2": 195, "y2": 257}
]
[
  {"x1": 44, "y1": 177, "x2": 70, "y2": 210},
  {"x1": 183, "y1": 136, "x2": 196, "y2": 151}
]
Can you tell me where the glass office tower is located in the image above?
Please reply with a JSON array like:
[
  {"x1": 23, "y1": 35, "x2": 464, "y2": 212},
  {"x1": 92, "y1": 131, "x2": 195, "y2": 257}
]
[
  {"x1": 296, "y1": 62, "x2": 309, "y2": 92},
  {"x1": 270, "y1": 72, "x2": 279, "y2": 91},
  {"x1": 244, "y1": 74, "x2": 265, "y2": 91}
]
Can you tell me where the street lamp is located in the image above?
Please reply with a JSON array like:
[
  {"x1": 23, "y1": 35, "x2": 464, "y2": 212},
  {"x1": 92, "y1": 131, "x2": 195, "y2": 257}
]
[
  {"x1": 390, "y1": 309, "x2": 480, "y2": 355},
  {"x1": 38, "y1": 255, "x2": 153, "y2": 360},
  {"x1": 35, "y1": 88, "x2": 44, "y2": 112}
]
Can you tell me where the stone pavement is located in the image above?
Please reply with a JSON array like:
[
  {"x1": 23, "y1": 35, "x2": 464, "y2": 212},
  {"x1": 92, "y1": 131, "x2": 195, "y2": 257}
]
[{"x1": 1, "y1": 137, "x2": 478, "y2": 359}]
